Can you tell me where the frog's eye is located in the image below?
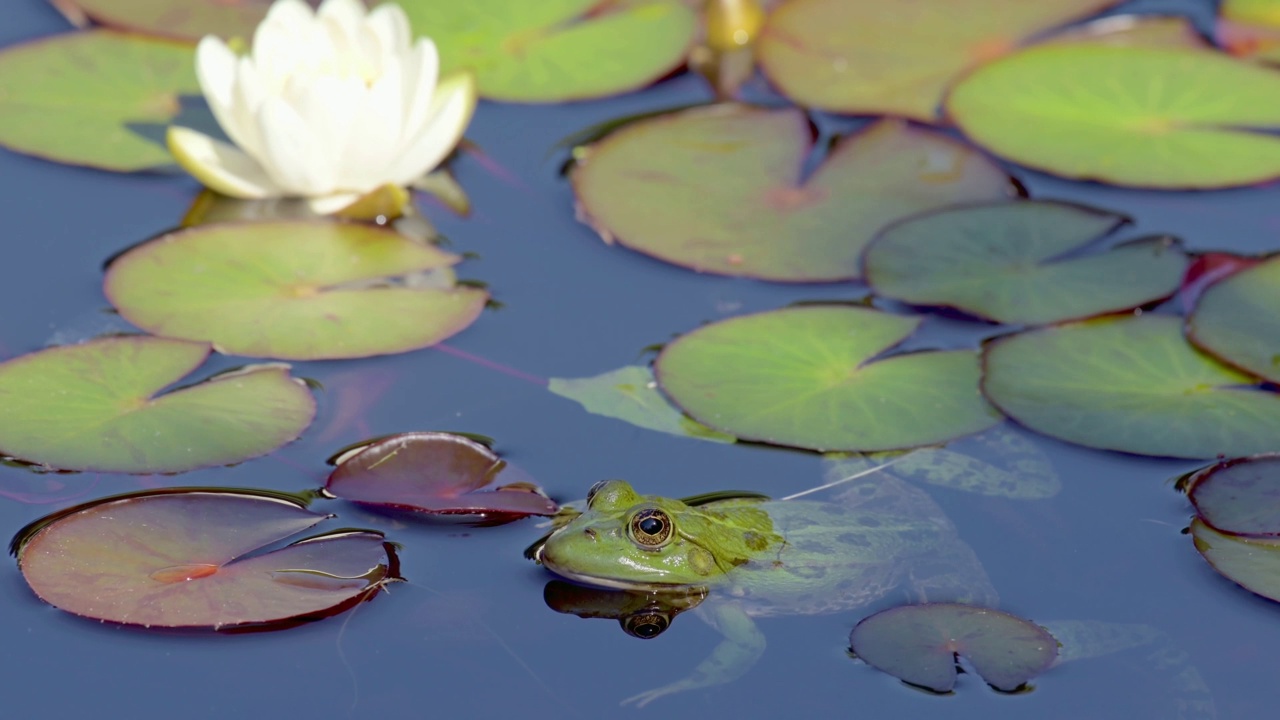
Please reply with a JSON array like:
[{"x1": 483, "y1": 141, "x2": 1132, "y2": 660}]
[
  {"x1": 585, "y1": 480, "x2": 609, "y2": 507},
  {"x1": 628, "y1": 508, "x2": 673, "y2": 548},
  {"x1": 622, "y1": 612, "x2": 670, "y2": 639}
]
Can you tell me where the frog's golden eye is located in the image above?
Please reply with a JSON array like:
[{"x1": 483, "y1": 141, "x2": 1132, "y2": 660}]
[
  {"x1": 629, "y1": 508, "x2": 672, "y2": 547},
  {"x1": 622, "y1": 612, "x2": 670, "y2": 640}
]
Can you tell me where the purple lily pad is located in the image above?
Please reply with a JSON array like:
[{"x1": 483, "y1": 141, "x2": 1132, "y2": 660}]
[{"x1": 1183, "y1": 454, "x2": 1280, "y2": 536}]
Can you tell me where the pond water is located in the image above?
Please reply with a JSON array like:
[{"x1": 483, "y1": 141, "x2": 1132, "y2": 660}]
[{"x1": 3, "y1": 0, "x2": 1280, "y2": 718}]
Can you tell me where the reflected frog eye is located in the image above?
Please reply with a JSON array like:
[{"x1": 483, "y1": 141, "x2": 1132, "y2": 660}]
[
  {"x1": 622, "y1": 612, "x2": 670, "y2": 639},
  {"x1": 628, "y1": 508, "x2": 673, "y2": 547}
]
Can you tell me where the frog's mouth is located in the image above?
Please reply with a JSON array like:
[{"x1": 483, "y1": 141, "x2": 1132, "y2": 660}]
[{"x1": 538, "y1": 545, "x2": 702, "y2": 593}]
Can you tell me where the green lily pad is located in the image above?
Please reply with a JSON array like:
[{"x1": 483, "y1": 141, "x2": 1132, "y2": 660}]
[
  {"x1": 824, "y1": 425, "x2": 1060, "y2": 499},
  {"x1": 947, "y1": 43, "x2": 1280, "y2": 188},
  {"x1": 0, "y1": 336, "x2": 314, "y2": 474},
  {"x1": 757, "y1": 0, "x2": 1117, "y2": 120},
  {"x1": 11, "y1": 487, "x2": 398, "y2": 630},
  {"x1": 548, "y1": 365, "x2": 735, "y2": 443},
  {"x1": 981, "y1": 315, "x2": 1280, "y2": 459},
  {"x1": 0, "y1": 30, "x2": 197, "y2": 171},
  {"x1": 849, "y1": 603, "x2": 1059, "y2": 693},
  {"x1": 572, "y1": 105, "x2": 1015, "y2": 282},
  {"x1": 52, "y1": 0, "x2": 270, "y2": 41},
  {"x1": 1187, "y1": 254, "x2": 1280, "y2": 383},
  {"x1": 654, "y1": 306, "x2": 1002, "y2": 452},
  {"x1": 104, "y1": 221, "x2": 488, "y2": 361},
  {"x1": 1183, "y1": 455, "x2": 1280, "y2": 536},
  {"x1": 1191, "y1": 517, "x2": 1280, "y2": 603},
  {"x1": 864, "y1": 201, "x2": 1188, "y2": 325},
  {"x1": 397, "y1": 0, "x2": 696, "y2": 102}
]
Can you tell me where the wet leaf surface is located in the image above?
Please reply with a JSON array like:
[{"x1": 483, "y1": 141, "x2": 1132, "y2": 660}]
[
  {"x1": 1191, "y1": 517, "x2": 1280, "y2": 603},
  {"x1": 0, "y1": 30, "x2": 198, "y2": 171},
  {"x1": 325, "y1": 431, "x2": 558, "y2": 522},
  {"x1": 947, "y1": 43, "x2": 1280, "y2": 187},
  {"x1": 572, "y1": 105, "x2": 1014, "y2": 281},
  {"x1": 757, "y1": 0, "x2": 1117, "y2": 119},
  {"x1": 1184, "y1": 455, "x2": 1280, "y2": 536},
  {"x1": 0, "y1": 336, "x2": 315, "y2": 474},
  {"x1": 655, "y1": 305, "x2": 1002, "y2": 452},
  {"x1": 398, "y1": 0, "x2": 696, "y2": 102},
  {"x1": 51, "y1": 0, "x2": 272, "y2": 41},
  {"x1": 548, "y1": 365, "x2": 735, "y2": 443},
  {"x1": 11, "y1": 488, "x2": 397, "y2": 630},
  {"x1": 1187, "y1": 253, "x2": 1280, "y2": 383},
  {"x1": 104, "y1": 221, "x2": 488, "y2": 361},
  {"x1": 981, "y1": 315, "x2": 1280, "y2": 458},
  {"x1": 864, "y1": 200, "x2": 1187, "y2": 325},
  {"x1": 849, "y1": 603, "x2": 1059, "y2": 693}
]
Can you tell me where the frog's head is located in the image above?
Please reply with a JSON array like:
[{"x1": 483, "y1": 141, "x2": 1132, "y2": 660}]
[{"x1": 536, "y1": 480, "x2": 780, "y2": 590}]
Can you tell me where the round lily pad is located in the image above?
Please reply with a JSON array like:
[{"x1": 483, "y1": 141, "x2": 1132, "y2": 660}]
[
  {"x1": 947, "y1": 43, "x2": 1280, "y2": 188},
  {"x1": 757, "y1": 0, "x2": 1117, "y2": 120},
  {"x1": 1187, "y1": 254, "x2": 1280, "y2": 383},
  {"x1": 0, "y1": 30, "x2": 198, "y2": 171},
  {"x1": 399, "y1": 0, "x2": 696, "y2": 102},
  {"x1": 572, "y1": 105, "x2": 1015, "y2": 281},
  {"x1": 325, "y1": 432, "x2": 558, "y2": 522},
  {"x1": 1190, "y1": 517, "x2": 1280, "y2": 603},
  {"x1": 850, "y1": 603, "x2": 1059, "y2": 693},
  {"x1": 0, "y1": 336, "x2": 314, "y2": 474},
  {"x1": 654, "y1": 306, "x2": 1002, "y2": 452},
  {"x1": 981, "y1": 315, "x2": 1280, "y2": 459},
  {"x1": 548, "y1": 365, "x2": 735, "y2": 443},
  {"x1": 864, "y1": 201, "x2": 1188, "y2": 325},
  {"x1": 53, "y1": 0, "x2": 271, "y2": 41},
  {"x1": 1183, "y1": 455, "x2": 1280, "y2": 536},
  {"x1": 104, "y1": 221, "x2": 488, "y2": 360},
  {"x1": 12, "y1": 488, "x2": 398, "y2": 630}
]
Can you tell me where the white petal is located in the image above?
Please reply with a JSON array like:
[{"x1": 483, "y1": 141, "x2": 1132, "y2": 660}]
[
  {"x1": 256, "y1": 97, "x2": 335, "y2": 195},
  {"x1": 167, "y1": 126, "x2": 285, "y2": 199},
  {"x1": 387, "y1": 73, "x2": 477, "y2": 186},
  {"x1": 367, "y1": 2, "x2": 412, "y2": 54},
  {"x1": 195, "y1": 37, "x2": 237, "y2": 126},
  {"x1": 288, "y1": 74, "x2": 364, "y2": 181},
  {"x1": 317, "y1": 0, "x2": 367, "y2": 30},
  {"x1": 337, "y1": 62, "x2": 406, "y2": 190},
  {"x1": 306, "y1": 192, "x2": 362, "y2": 215},
  {"x1": 228, "y1": 56, "x2": 268, "y2": 159},
  {"x1": 398, "y1": 38, "x2": 439, "y2": 148}
]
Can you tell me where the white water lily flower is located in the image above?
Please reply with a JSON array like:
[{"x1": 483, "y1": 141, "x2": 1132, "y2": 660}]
[{"x1": 168, "y1": 0, "x2": 476, "y2": 214}]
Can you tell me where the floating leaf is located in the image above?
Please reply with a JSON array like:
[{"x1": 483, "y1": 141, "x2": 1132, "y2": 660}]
[
  {"x1": 654, "y1": 306, "x2": 1002, "y2": 452},
  {"x1": 51, "y1": 0, "x2": 270, "y2": 42},
  {"x1": 864, "y1": 201, "x2": 1187, "y2": 325},
  {"x1": 548, "y1": 365, "x2": 735, "y2": 443},
  {"x1": 947, "y1": 43, "x2": 1280, "y2": 188},
  {"x1": 1218, "y1": 0, "x2": 1280, "y2": 62},
  {"x1": 572, "y1": 105, "x2": 1014, "y2": 281},
  {"x1": 398, "y1": 0, "x2": 696, "y2": 102},
  {"x1": 325, "y1": 432, "x2": 558, "y2": 522},
  {"x1": 104, "y1": 221, "x2": 488, "y2": 361},
  {"x1": 757, "y1": 0, "x2": 1116, "y2": 120},
  {"x1": 0, "y1": 336, "x2": 314, "y2": 474},
  {"x1": 849, "y1": 603, "x2": 1058, "y2": 693},
  {"x1": 1178, "y1": 252, "x2": 1262, "y2": 312},
  {"x1": 981, "y1": 315, "x2": 1280, "y2": 458},
  {"x1": 1045, "y1": 14, "x2": 1211, "y2": 49},
  {"x1": 0, "y1": 30, "x2": 198, "y2": 171},
  {"x1": 11, "y1": 488, "x2": 397, "y2": 630},
  {"x1": 1183, "y1": 455, "x2": 1280, "y2": 536},
  {"x1": 1191, "y1": 517, "x2": 1280, "y2": 603},
  {"x1": 1187, "y1": 254, "x2": 1280, "y2": 383}
]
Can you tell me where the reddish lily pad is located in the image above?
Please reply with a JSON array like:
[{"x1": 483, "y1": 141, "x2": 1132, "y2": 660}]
[
  {"x1": 0, "y1": 336, "x2": 315, "y2": 474},
  {"x1": 572, "y1": 105, "x2": 1015, "y2": 281},
  {"x1": 1183, "y1": 454, "x2": 1280, "y2": 536},
  {"x1": 325, "y1": 432, "x2": 558, "y2": 523},
  {"x1": 1190, "y1": 517, "x2": 1280, "y2": 603},
  {"x1": 104, "y1": 221, "x2": 488, "y2": 361},
  {"x1": 1178, "y1": 252, "x2": 1262, "y2": 312},
  {"x1": 849, "y1": 603, "x2": 1059, "y2": 693},
  {"x1": 1187, "y1": 254, "x2": 1280, "y2": 384},
  {"x1": 757, "y1": 0, "x2": 1118, "y2": 120},
  {"x1": 50, "y1": 0, "x2": 271, "y2": 41},
  {"x1": 11, "y1": 487, "x2": 398, "y2": 630}
]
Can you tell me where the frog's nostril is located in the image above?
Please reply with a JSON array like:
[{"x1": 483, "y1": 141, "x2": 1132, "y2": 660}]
[{"x1": 584, "y1": 528, "x2": 597, "y2": 540}]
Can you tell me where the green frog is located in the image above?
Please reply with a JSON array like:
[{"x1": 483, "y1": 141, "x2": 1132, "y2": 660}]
[{"x1": 529, "y1": 474, "x2": 996, "y2": 706}]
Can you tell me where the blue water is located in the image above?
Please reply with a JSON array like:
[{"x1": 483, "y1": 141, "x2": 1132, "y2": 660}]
[{"x1": 3, "y1": 0, "x2": 1279, "y2": 717}]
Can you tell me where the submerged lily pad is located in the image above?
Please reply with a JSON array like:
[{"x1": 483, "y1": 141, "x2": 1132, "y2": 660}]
[
  {"x1": 572, "y1": 105, "x2": 1014, "y2": 281},
  {"x1": 947, "y1": 43, "x2": 1280, "y2": 187},
  {"x1": 0, "y1": 30, "x2": 198, "y2": 171},
  {"x1": 398, "y1": 0, "x2": 696, "y2": 102},
  {"x1": 0, "y1": 336, "x2": 314, "y2": 474},
  {"x1": 325, "y1": 432, "x2": 558, "y2": 522},
  {"x1": 548, "y1": 365, "x2": 735, "y2": 443},
  {"x1": 11, "y1": 488, "x2": 398, "y2": 630},
  {"x1": 981, "y1": 315, "x2": 1280, "y2": 458},
  {"x1": 654, "y1": 306, "x2": 1002, "y2": 452},
  {"x1": 1187, "y1": 254, "x2": 1280, "y2": 383},
  {"x1": 1190, "y1": 517, "x2": 1280, "y2": 603},
  {"x1": 1183, "y1": 455, "x2": 1280, "y2": 536},
  {"x1": 864, "y1": 201, "x2": 1187, "y2": 325},
  {"x1": 757, "y1": 0, "x2": 1116, "y2": 120},
  {"x1": 850, "y1": 603, "x2": 1058, "y2": 693},
  {"x1": 104, "y1": 221, "x2": 488, "y2": 361},
  {"x1": 52, "y1": 0, "x2": 270, "y2": 41}
]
